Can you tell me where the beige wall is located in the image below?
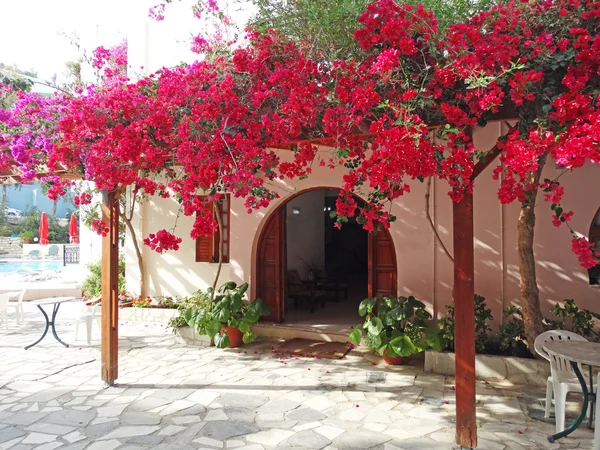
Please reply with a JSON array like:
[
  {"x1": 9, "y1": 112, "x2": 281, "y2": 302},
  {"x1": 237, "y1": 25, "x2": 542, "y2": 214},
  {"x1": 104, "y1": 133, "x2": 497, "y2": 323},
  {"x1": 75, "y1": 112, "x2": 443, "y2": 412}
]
[{"x1": 125, "y1": 123, "x2": 600, "y2": 325}]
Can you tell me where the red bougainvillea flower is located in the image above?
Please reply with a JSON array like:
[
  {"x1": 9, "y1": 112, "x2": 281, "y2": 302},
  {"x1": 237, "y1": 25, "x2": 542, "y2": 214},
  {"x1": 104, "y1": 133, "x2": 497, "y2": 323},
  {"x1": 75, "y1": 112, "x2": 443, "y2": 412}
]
[{"x1": 143, "y1": 230, "x2": 183, "y2": 253}]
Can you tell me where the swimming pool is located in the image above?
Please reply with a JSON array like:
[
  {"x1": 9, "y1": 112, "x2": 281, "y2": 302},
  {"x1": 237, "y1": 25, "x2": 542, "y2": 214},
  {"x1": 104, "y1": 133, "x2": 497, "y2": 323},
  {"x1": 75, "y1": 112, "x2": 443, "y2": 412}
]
[{"x1": 0, "y1": 260, "x2": 62, "y2": 273}]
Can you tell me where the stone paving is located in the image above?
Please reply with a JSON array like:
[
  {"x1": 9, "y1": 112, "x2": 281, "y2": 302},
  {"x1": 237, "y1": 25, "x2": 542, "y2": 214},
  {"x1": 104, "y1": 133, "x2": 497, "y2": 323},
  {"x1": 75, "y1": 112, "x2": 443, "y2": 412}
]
[{"x1": 0, "y1": 302, "x2": 595, "y2": 449}]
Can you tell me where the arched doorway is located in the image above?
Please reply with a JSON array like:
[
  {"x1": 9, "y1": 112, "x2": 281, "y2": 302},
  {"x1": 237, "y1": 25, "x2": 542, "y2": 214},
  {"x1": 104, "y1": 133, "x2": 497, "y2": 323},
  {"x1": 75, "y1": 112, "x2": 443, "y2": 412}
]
[{"x1": 256, "y1": 188, "x2": 398, "y2": 324}]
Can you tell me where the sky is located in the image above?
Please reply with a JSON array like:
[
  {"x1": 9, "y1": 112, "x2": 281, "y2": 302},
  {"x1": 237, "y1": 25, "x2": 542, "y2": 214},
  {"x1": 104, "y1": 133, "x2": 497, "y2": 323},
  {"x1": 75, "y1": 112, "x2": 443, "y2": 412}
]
[
  {"x1": 0, "y1": 0, "x2": 256, "y2": 86},
  {"x1": 0, "y1": 0, "x2": 132, "y2": 83}
]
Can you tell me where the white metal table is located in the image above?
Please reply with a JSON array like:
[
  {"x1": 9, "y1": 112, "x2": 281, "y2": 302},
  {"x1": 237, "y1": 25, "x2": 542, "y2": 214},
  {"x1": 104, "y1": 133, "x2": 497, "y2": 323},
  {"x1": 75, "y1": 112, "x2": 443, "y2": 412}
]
[
  {"x1": 543, "y1": 340, "x2": 600, "y2": 443},
  {"x1": 25, "y1": 296, "x2": 76, "y2": 350}
]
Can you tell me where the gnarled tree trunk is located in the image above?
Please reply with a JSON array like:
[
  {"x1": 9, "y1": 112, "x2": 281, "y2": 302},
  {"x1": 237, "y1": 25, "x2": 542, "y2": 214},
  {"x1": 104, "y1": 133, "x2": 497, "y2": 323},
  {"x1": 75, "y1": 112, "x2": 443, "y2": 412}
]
[
  {"x1": 211, "y1": 200, "x2": 224, "y2": 302},
  {"x1": 518, "y1": 153, "x2": 547, "y2": 351},
  {"x1": 121, "y1": 212, "x2": 146, "y2": 298}
]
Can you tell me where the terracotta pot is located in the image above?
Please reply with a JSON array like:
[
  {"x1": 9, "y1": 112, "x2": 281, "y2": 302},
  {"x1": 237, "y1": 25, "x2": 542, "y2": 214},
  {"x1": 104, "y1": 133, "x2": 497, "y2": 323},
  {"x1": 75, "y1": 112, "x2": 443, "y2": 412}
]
[
  {"x1": 382, "y1": 350, "x2": 405, "y2": 365},
  {"x1": 222, "y1": 324, "x2": 243, "y2": 348},
  {"x1": 23, "y1": 239, "x2": 31, "y2": 244},
  {"x1": 120, "y1": 302, "x2": 133, "y2": 308}
]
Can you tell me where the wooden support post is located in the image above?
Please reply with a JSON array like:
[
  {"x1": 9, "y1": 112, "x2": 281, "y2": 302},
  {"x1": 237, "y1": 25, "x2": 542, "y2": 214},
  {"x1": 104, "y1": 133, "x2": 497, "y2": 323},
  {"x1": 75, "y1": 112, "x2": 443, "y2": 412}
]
[
  {"x1": 101, "y1": 190, "x2": 120, "y2": 386},
  {"x1": 453, "y1": 192, "x2": 477, "y2": 448}
]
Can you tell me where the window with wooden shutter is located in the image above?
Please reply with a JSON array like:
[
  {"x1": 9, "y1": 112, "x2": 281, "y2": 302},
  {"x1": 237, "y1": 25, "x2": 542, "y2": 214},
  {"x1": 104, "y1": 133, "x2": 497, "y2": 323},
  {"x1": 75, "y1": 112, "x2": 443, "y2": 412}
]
[{"x1": 195, "y1": 195, "x2": 230, "y2": 263}]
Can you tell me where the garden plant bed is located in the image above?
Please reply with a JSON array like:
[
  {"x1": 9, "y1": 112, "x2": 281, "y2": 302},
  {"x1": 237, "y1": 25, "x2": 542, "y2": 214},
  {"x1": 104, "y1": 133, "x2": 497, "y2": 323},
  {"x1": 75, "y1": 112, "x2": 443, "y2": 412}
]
[
  {"x1": 424, "y1": 350, "x2": 550, "y2": 386},
  {"x1": 118, "y1": 307, "x2": 179, "y2": 324}
]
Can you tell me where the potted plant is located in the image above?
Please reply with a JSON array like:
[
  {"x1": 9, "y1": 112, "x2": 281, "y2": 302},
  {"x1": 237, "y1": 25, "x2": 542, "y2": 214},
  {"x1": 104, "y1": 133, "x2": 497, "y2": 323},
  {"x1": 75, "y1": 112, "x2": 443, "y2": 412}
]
[
  {"x1": 19, "y1": 230, "x2": 34, "y2": 244},
  {"x1": 183, "y1": 281, "x2": 271, "y2": 348},
  {"x1": 350, "y1": 295, "x2": 444, "y2": 365}
]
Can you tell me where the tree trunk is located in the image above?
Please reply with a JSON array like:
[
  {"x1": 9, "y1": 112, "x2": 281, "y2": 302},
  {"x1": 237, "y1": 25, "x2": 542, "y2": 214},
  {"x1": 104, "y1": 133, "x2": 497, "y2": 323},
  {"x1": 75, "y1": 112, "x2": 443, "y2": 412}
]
[
  {"x1": 517, "y1": 153, "x2": 547, "y2": 351},
  {"x1": 121, "y1": 212, "x2": 146, "y2": 298},
  {"x1": 51, "y1": 200, "x2": 57, "y2": 217},
  {"x1": 211, "y1": 201, "x2": 224, "y2": 302}
]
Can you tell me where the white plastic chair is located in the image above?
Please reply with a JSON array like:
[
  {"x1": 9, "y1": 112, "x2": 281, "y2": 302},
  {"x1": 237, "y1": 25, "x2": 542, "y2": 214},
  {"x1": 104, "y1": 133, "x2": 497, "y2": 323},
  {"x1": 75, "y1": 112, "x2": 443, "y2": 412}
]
[
  {"x1": 0, "y1": 293, "x2": 10, "y2": 330},
  {"x1": 534, "y1": 330, "x2": 588, "y2": 433},
  {"x1": 75, "y1": 300, "x2": 100, "y2": 344},
  {"x1": 7, "y1": 290, "x2": 26, "y2": 323},
  {"x1": 594, "y1": 373, "x2": 600, "y2": 450}
]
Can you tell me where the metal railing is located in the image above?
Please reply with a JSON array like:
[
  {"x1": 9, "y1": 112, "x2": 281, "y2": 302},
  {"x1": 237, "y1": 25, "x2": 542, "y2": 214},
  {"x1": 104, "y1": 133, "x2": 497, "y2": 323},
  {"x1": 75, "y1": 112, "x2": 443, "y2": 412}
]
[{"x1": 63, "y1": 245, "x2": 80, "y2": 265}]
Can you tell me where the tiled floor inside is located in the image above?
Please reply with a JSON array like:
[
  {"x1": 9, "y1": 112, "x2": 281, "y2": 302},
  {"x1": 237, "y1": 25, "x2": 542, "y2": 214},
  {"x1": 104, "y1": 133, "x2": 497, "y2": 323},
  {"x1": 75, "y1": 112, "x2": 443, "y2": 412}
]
[{"x1": 0, "y1": 302, "x2": 595, "y2": 449}]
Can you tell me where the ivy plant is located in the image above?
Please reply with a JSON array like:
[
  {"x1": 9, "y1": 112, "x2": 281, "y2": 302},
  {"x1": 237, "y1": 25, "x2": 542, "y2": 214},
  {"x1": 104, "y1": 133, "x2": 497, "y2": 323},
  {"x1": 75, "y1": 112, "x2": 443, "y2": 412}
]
[
  {"x1": 349, "y1": 295, "x2": 443, "y2": 358},
  {"x1": 183, "y1": 281, "x2": 271, "y2": 348}
]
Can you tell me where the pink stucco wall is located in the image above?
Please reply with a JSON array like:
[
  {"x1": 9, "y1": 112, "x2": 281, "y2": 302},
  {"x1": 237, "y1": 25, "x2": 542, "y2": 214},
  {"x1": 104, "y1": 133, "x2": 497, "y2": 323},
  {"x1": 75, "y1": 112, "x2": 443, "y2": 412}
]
[{"x1": 127, "y1": 123, "x2": 600, "y2": 326}]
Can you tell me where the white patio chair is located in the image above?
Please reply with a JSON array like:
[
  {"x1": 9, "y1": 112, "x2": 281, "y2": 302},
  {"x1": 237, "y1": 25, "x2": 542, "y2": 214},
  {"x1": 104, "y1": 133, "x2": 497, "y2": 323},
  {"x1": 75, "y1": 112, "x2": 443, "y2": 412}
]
[
  {"x1": 594, "y1": 373, "x2": 600, "y2": 450},
  {"x1": 0, "y1": 293, "x2": 10, "y2": 330},
  {"x1": 75, "y1": 300, "x2": 101, "y2": 344},
  {"x1": 534, "y1": 330, "x2": 588, "y2": 433},
  {"x1": 7, "y1": 290, "x2": 26, "y2": 323}
]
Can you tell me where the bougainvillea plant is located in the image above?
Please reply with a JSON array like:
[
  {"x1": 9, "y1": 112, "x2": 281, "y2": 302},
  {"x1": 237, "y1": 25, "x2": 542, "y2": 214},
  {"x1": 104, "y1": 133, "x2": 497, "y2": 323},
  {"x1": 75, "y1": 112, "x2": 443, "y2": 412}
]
[{"x1": 0, "y1": 0, "x2": 598, "y2": 274}]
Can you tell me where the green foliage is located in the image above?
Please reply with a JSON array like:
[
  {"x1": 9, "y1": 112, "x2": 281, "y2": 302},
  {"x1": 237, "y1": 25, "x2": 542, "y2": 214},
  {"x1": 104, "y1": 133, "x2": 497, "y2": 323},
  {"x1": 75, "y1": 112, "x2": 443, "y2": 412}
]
[
  {"x1": 0, "y1": 62, "x2": 34, "y2": 109},
  {"x1": 249, "y1": 0, "x2": 495, "y2": 62},
  {"x1": 19, "y1": 230, "x2": 34, "y2": 241},
  {"x1": 432, "y1": 294, "x2": 493, "y2": 353},
  {"x1": 431, "y1": 298, "x2": 600, "y2": 357},
  {"x1": 349, "y1": 295, "x2": 440, "y2": 358},
  {"x1": 546, "y1": 299, "x2": 600, "y2": 341},
  {"x1": 2, "y1": 207, "x2": 70, "y2": 242},
  {"x1": 495, "y1": 306, "x2": 528, "y2": 355},
  {"x1": 82, "y1": 257, "x2": 126, "y2": 298},
  {"x1": 183, "y1": 282, "x2": 271, "y2": 348},
  {"x1": 167, "y1": 290, "x2": 211, "y2": 330}
]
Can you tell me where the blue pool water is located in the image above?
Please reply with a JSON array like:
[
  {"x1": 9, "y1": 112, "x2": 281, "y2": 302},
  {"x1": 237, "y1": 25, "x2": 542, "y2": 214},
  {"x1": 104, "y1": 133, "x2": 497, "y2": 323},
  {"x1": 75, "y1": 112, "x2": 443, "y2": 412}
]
[{"x1": 0, "y1": 261, "x2": 62, "y2": 273}]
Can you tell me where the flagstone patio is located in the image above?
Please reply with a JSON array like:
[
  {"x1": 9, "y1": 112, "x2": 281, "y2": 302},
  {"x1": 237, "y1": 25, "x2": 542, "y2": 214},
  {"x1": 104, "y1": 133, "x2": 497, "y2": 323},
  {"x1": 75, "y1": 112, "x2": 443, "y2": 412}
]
[{"x1": 0, "y1": 303, "x2": 595, "y2": 449}]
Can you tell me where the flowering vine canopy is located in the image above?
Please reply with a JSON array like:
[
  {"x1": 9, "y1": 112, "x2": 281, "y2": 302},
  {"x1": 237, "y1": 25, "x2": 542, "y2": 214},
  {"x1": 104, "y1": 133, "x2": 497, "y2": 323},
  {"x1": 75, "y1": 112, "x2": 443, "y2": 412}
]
[{"x1": 0, "y1": 0, "x2": 599, "y2": 267}]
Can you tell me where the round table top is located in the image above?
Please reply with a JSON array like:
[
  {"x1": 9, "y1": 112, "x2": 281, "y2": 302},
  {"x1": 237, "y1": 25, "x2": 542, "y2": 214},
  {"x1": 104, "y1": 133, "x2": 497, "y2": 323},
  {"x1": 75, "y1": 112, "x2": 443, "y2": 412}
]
[
  {"x1": 543, "y1": 340, "x2": 600, "y2": 367},
  {"x1": 31, "y1": 296, "x2": 77, "y2": 306}
]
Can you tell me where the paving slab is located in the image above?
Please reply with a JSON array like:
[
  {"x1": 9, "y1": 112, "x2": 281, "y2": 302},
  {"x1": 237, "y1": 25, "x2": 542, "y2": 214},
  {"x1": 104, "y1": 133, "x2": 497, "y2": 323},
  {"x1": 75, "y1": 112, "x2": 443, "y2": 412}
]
[{"x1": 0, "y1": 306, "x2": 592, "y2": 450}]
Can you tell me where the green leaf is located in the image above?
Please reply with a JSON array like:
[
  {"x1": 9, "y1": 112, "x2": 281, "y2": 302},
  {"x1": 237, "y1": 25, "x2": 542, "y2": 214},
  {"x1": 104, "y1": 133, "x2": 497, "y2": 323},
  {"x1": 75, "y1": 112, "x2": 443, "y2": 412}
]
[
  {"x1": 256, "y1": 299, "x2": 272, "y2": 317},
  {"x1": 219, "y1": 281, "x2": 237, "y2": 292},
  {"x1": 205, "y1": 319, "x2": 222, "y2": 338},
  {"x1": 238, "y1": 319, "x2": 252, "y2": 334},
  {"x1": 218, "y1": 308, "x2": 231, "y2": 323},
  {"x1": 238, "y1": 283, "x2": 249, "y2": 296},
  {"x1": 183, "y1": 308, "x2": 194, "y2": 325},
  {"x1": 425, "y1": 328, "x2": 448, "y2": 352},
  {"x1": 244, "y1": 308, "x2": 260, "y2": 324},
  {"x1": 242, "y1": 331, "x2": 257, "y2": 344},
  {"x1": 358, "y1": 297, "x2": 377, "y2": 317},
  {"x1": 349, "y1": 326, "x2": 363, "y2": 345},
  {"x1": 390, "y1": 334, "x2": 417, "y2": 357},
  {"x1": 214, "y1": 333, "x2": 231, "y2": 348},
  {"x1": 367, "y1": 317, "x2": 384, "y2": 336}
]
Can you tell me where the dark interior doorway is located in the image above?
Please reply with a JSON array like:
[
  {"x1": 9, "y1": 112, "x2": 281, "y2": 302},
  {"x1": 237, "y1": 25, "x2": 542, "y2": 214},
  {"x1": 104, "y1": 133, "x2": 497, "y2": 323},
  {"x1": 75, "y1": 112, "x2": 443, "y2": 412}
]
[
  {"x1": 256, "y1": 187, "x2": 398, "y2": 332},
  {"x1": 284, "y1": 189, "x2": 368, "y2": 329}
]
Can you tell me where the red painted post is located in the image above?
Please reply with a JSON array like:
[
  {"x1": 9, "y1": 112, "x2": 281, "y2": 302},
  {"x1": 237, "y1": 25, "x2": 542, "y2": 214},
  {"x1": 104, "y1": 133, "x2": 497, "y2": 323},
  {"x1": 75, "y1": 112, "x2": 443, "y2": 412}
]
[
  {"x1": 101, "y1": 190, "x2": 120, "y2": 386},
  {"x1": 453, "y1": 192, "x2": 477, "y2": 448}
]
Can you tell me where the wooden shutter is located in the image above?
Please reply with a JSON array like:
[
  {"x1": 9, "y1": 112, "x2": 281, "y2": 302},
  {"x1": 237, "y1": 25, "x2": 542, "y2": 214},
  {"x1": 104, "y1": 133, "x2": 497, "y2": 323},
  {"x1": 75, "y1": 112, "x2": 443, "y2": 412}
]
[{"x1": 195, "y1": 195, "x2": 230, "y2": 263}]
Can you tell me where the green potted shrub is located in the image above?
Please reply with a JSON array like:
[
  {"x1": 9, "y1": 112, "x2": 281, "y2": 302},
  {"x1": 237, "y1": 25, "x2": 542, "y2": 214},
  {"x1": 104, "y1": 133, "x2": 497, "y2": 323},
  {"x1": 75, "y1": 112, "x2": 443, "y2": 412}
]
[
  {"x1": 184, "y1": 281, "x2": 271, "y2": 348},
  {"x1": 19, "y1": 230, "x2": 34, "y2": 244},
  {"x1": 350, "y1": 295, "x2": 443, "y2": 365}
]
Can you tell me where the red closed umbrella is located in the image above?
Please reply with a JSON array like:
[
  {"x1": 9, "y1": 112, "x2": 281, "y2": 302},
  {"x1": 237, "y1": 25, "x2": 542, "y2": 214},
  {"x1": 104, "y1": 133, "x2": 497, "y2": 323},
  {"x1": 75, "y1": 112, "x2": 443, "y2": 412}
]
[
  {"x1": 69, "y1": 214, "x2": 79, "y2": 244},
  {"x1": 39, "y1": 212, "x2": 49, "y2": 245}
]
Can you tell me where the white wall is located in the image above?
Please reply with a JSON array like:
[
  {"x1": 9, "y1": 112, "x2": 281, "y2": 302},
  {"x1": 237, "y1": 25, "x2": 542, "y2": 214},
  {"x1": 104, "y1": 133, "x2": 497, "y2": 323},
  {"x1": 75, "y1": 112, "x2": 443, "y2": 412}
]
[
  {"x1": 79, "y1": 193, "x2": 102, "y2": 269},
  {"x1": 124, "y1": 193, "x2": 230, "y2": 297},
  {"x1": 286, "y1": 190, "x2": 325, "y2": 279}
]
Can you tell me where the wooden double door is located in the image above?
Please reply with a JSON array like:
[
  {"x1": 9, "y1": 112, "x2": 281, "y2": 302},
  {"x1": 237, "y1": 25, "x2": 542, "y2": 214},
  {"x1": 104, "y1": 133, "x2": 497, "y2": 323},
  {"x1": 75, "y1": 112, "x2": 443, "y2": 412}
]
[{"x1": 256, "y1": 208, "x2": 398, "y2": 323}]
